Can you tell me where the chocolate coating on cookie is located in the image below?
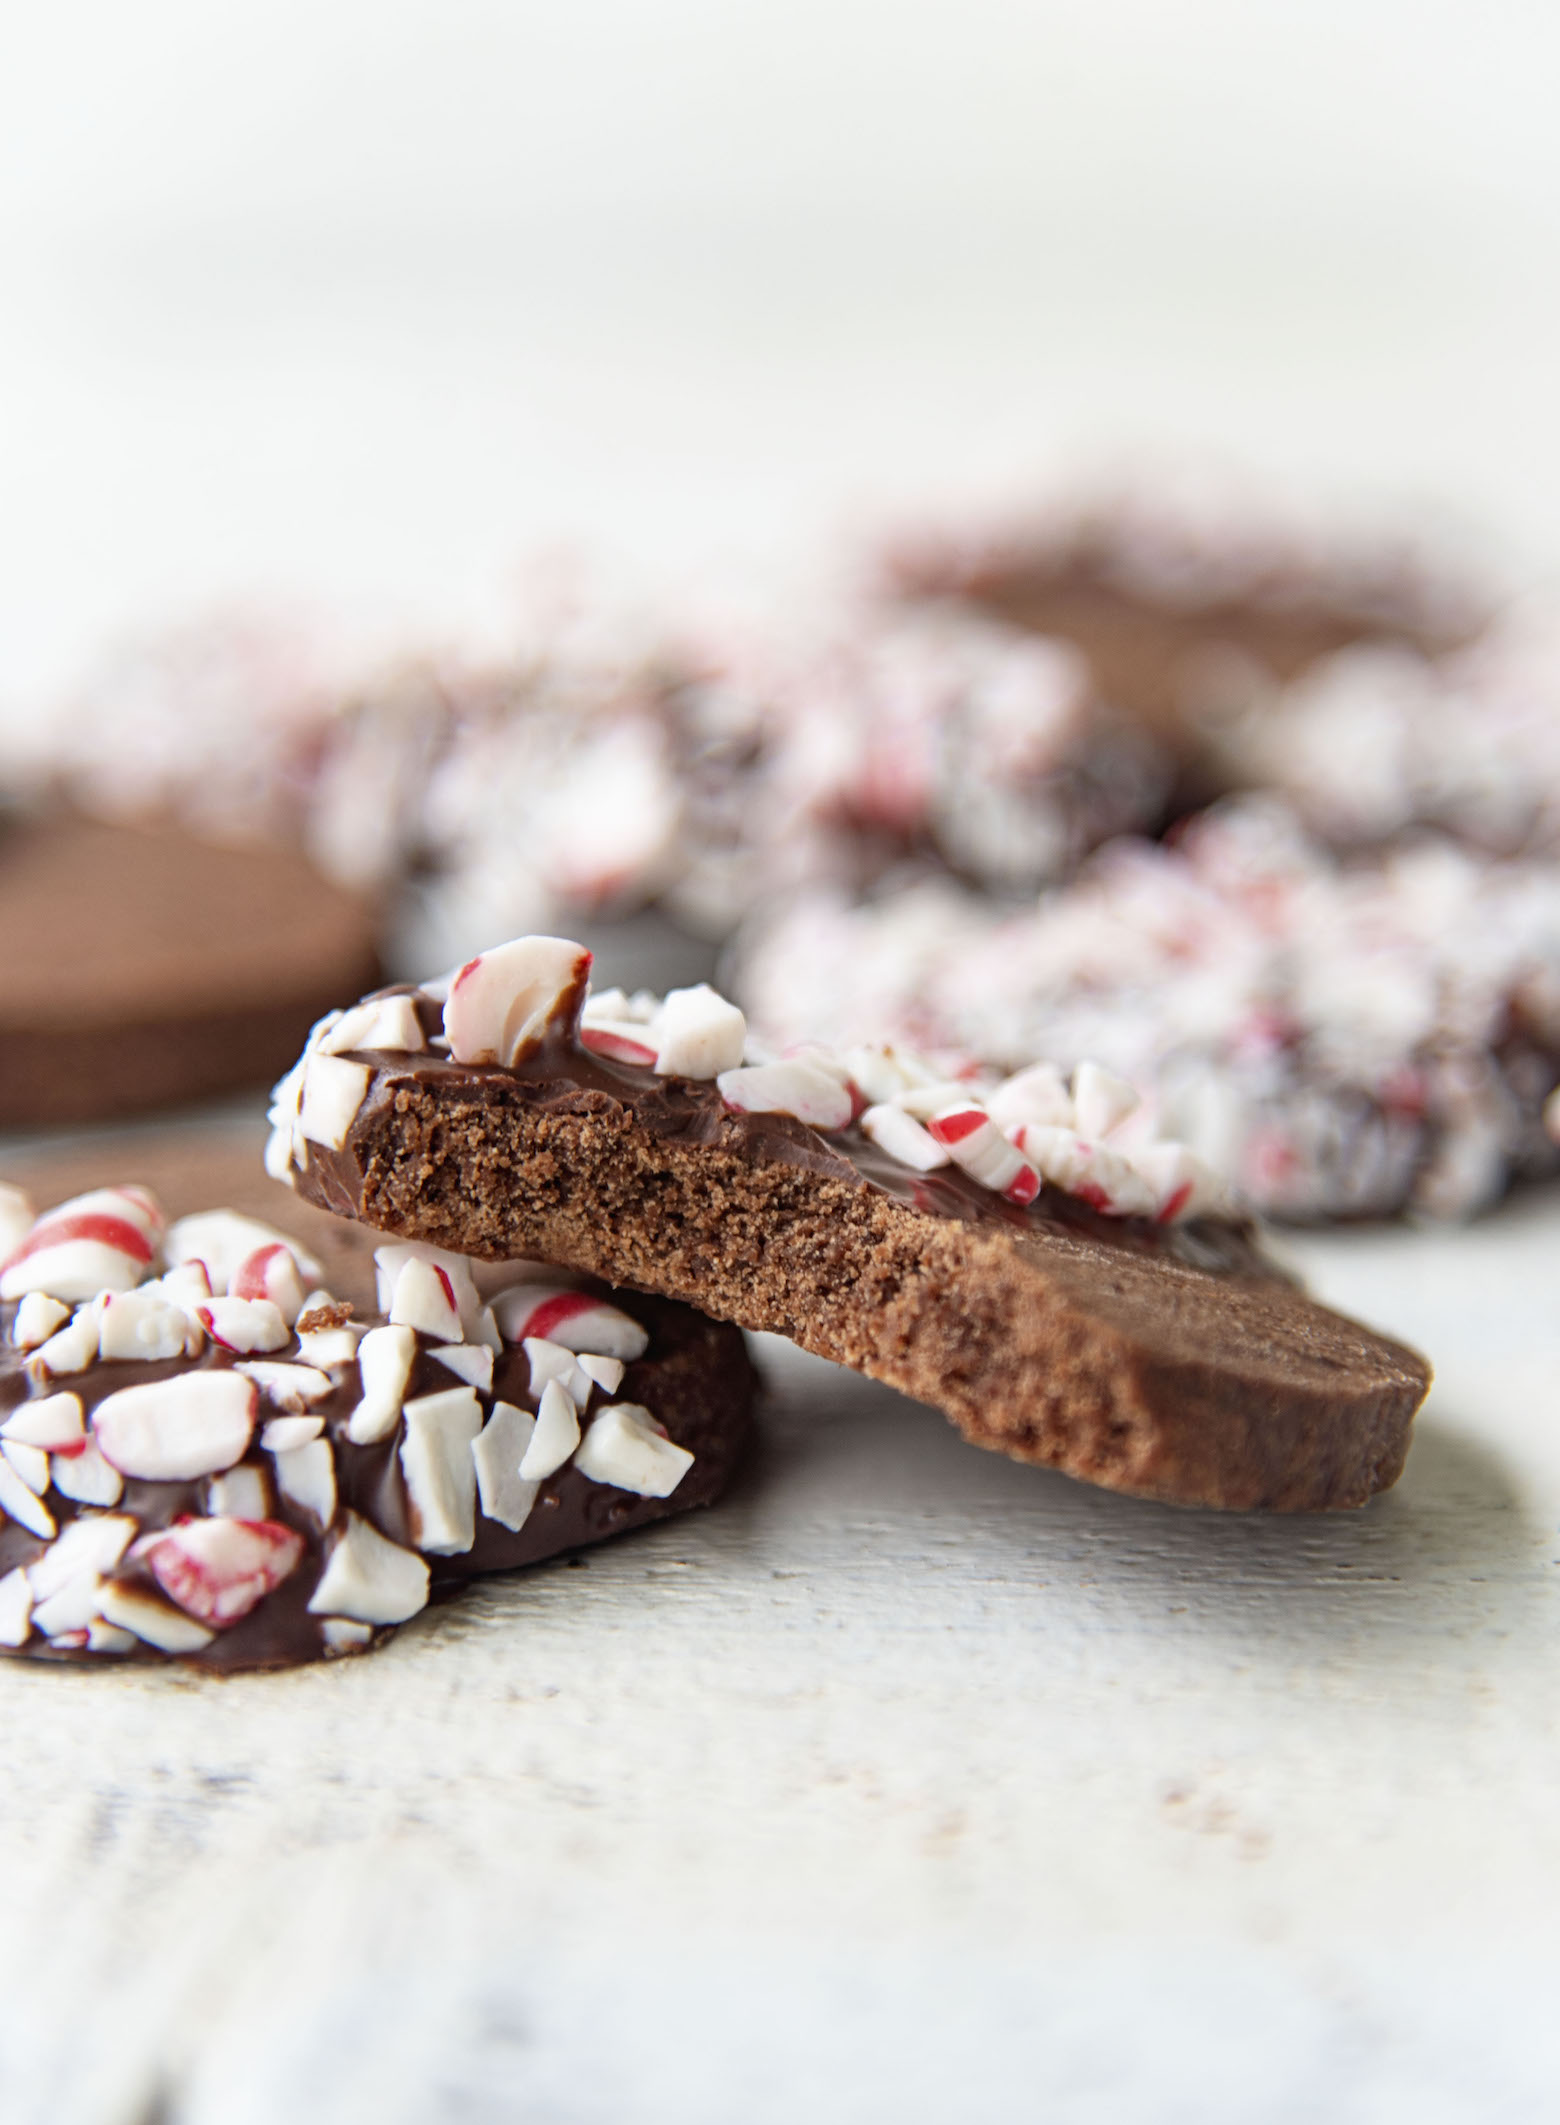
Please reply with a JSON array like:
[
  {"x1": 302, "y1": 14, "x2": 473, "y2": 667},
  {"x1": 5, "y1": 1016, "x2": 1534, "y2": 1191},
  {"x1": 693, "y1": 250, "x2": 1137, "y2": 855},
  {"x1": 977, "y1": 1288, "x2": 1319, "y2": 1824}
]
[
  {"x1": 0, "y1": 1191, "x2": 753, "y2": 1670},
  {"x1": 279, "y1": 950, "x2": 1430, "y2": 1513}
]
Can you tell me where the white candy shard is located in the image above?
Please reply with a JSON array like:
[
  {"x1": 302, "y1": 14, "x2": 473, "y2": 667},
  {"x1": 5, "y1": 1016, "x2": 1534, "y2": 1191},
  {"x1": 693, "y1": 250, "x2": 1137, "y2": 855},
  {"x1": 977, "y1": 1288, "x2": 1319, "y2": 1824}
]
[
  {"x1": 0, "y1": 1184, "x2": 35, "y2": 1258},
  {"x1": 320, "y1": 1617, "x2": 375, "y2": 1652},
  {"x1": 11, "y1": 1292, "x2": 68, "y2": 1349},
  {"x1": 470, "y1": 1304, "x2": 501, "y2": 1354},
  {"x1": 159, "y1": 1260, "x2": 212, "y2": 1309},
  {"x1": 231, "y1": 1244, "x2": 307, "y2": 1325},
  {"x1": 167, "y1": 1210, "x2": 322, "y2": 1296},
  {"x1": 99, "y1": 1581, "x2": 215, "y2": 1653},
  {"x1": 575, "y1": 1403, "x2": 694, "y2": 1498},
  {"x1": 471, "y1": 1401, "x2": 541, "y2": 1532},
  {"x1": 0, "y1": 1566, "x2": 32, "y2": 1646},
  {"x1": 399, "y1": 1386, "x2": 483, "y2": 1553},
  {"x1": 577, "y1": 1352, "x2": 626, "y2": 1395},
  {"x1": 431, "y1": 1342, "x2": 494, "y2": 1391},
  {"x1": 93, "y1": 1371, "x2": 257, "y2": 1481},
  {"x1": 348, "y1": 1323, "x2": 416, "y2": 1444},
  {"x1": 654, "y1": 984, "x2": 748, "y2": 1080},
  {"x1": 518, "y1": 1378, "x2": 580, "y2": 1481},
  {"x1": 892, "y1": 1079, "x2": 982, "y2": 1120},
  {"x1": 843, "y1": 1044, "x2": 927, "y2": 1105},
  {"x1": 98, "y1": 1285, "x2": 199, "y2": 1364},
  {"x1": 308, "y1": 1511, "x2": 429, "y2": 1625},
  {"x1": 492, "y1": 1285, "x2": 649, "y2": 1361},
  {"x1": 374, "y1": 1243, "x2": 481, "y2": 1333},
  {"x1": 2, "y1": 1390, "x2": 85, "y2": 1449},
  {"x1": 317, "y1": 993, "x2": 427, "y2": 1056},
  {"x1": 265, "y1": 1058, "x2": 306, "y2": 1182},
  {"x1": 237, "y1": 1361, "x2": 334, "y2": 1412},
  {"x1": 0, "y1": 1457, "x2": 54, "y2": 1537},
  {"x1": 2, "y1": 1440, "x2": 49, "y2": 1494},
  {"x1": 206, "y1": 1464, "x2": 270, "y2": 1519},
  {"x1": 85, "y1": 1622, "x2": 136, "y2": 1653},
  {"x1": 260, "y1": 1415, "x2": 324, "y2": 1452},
  {"x1": 0, "y1": 1187, "x2": 162, "y2": 1302},
  {"x1": 858, "y1": 1103, "x2": 951, "y2": 1173},
  {"x1": 524, "y1": 1336, "x2": 591, "y2": 1406},
  {"x1": 28, "y1": 1516, "x2": 136, "y2": 1604},
  {"x1": 443, "y1": 935, "x2": 592, "y2": 1067},
  {"x1": 927, "y1": 1105, "x2": 1041, "y2": 1205},
  {"x1": 143, "y1": 1516, "x2": 304, "y2": 1627},
  {"x1": 1012, "y1": 1125, "x2": 1158, "y2": 1218},
  {"x1": 716, "y1": 1059, "x2": 854, "y2": 1131},
  {"x1": 1131, "y1": 1140, "x2": 1228, "y2": 1222},
  {"x1": 296, "y1": 1324, "x2": 361, "y2": 1370},
  {"x1": 986, "y1": 1062, "x2": 1074, "y2": 1132},
  {"x1": 27, "y1": 1301, "x2": 103, "y2": 1379},
  {"x1": 196, "y1": 1297, "x2": 289, "y2": 1355},
  {"x1": 388, "y1": 1257, "x2": 464, "y2": 1343},
  {"x1": 271, "y1": 1437, "x2": 337, "y2": 1527},
  {"x1": 51, "y1": 1441, "x2": 123, "y2": 1506},
  {"x1": 299, "y1": 1051, "x2": 371, "y2": 1151},
  {"x1": 1071, "y1": 1060, "x2": 1142, "y2": 1141}
]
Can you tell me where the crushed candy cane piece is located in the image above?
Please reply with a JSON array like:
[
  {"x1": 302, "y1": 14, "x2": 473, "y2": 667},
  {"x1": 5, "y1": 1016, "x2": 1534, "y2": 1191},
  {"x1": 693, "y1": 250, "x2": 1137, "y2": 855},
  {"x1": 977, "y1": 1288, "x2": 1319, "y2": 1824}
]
[{"x1": 575, "y1": 1403, "x2": 693, "y2": 1497}]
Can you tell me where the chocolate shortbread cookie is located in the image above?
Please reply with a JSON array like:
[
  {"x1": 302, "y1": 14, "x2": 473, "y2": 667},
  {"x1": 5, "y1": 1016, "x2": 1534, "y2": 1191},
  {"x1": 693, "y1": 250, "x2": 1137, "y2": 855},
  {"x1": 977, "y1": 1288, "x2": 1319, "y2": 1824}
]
[
  {"x1": 887, "y1": 484, "x2": 1485, "y2": 746},
  {"x1": 274, "y1": 939, "x2": 1430, "y2": 1512},
  {"x1": 0, "y1": 1182, "x2": 753, "y2": 1669},
  {"x1": 0, "y1": 813, "x2": 381, "y2": 1125}
]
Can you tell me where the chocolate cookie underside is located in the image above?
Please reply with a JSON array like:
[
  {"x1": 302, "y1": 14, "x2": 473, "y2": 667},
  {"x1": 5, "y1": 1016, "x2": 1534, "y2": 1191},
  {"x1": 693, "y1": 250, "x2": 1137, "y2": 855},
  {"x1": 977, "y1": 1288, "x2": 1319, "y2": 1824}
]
[{"x1": 299, "y1": 1051, "x2": 1430, "y2": 1512}]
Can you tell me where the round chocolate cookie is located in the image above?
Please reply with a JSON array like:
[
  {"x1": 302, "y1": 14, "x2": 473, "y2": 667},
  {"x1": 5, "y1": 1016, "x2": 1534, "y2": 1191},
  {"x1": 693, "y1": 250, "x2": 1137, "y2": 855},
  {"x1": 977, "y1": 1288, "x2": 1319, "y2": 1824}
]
[
  {"x1": 0, "y1": 1181, "x2": 754, "y2": 1669},
  {"x1": 272, "y1": 939, "x2": 1431, "y2": 1514},
  {"x1": 886, "y1": 483, "x2": 1486, "y2": 747},
  {"x1": 0, "y1": 812, "x2": 381, "y2": 1126}
]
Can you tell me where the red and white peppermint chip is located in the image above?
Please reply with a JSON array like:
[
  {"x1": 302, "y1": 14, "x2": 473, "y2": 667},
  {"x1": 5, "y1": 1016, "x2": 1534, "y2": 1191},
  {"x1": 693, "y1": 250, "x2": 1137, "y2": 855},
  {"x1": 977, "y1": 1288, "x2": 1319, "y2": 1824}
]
[
  {"x1": 443, "y1": 936, "x2": 593, "y2": 1068},
  {"x1": 1, "y1": 1390, "x2": 85, "y2": 1450},
  {"x1": 93, "y1": 1371, "x2": 257, "y2": 1481},
  {"x1": 1011, "y1": 1125, "x2": 1157, "y2": 1218},
  {"x1": 196, "y1": 1297, "x2": 290, "y2": 1355},
  {"x1": 98, "y1": 1286, "x2": 200, "y2": 1364},
  {"x1": 491, "y1": 1284, "x2": 649, "y2": 1361},
  {"x1": 165, "y1": 1210, "x2": 322, "y2": 1297},
  {"x1": 926, "y1": 1106, "x2": 1041, "y2": 1205},
  {"x1": 386, "y1": 1257, "x2": 464, "y2": 1344},
  {"x1": 231, "y1": 1244, "x2": 308, "y2": 1325},
  {"x1": 580, "y1": 1020, "x2": 659, "y2": 1066},
  {"x1": 141, "y1": 1517, "x2": 305, "y2": 1629},
  {"x1": 0, "y1": 1187, "x2": 164, "y2": 1303}
]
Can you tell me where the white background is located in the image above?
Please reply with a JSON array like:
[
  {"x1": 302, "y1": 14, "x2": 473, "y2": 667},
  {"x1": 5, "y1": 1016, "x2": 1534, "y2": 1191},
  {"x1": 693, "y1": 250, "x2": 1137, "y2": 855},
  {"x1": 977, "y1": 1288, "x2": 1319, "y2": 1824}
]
[{"x1": 4, "y1": 2, "x2": 1560, "y2": 690}]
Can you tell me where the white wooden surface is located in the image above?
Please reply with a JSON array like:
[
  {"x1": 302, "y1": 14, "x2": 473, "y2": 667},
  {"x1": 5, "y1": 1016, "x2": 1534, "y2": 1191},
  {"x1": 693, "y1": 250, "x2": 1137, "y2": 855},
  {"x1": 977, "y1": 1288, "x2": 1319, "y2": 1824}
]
[{"x1": 1, "y1": 1170, "x2": 1557, "y2": 2125}]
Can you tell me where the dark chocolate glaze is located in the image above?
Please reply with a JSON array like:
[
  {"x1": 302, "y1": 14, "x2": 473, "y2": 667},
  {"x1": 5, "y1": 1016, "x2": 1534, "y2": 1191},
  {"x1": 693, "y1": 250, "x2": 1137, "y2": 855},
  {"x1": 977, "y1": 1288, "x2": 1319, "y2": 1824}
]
[
  {"x1": 1, "y1": 1283, "x2": 754, "y2": 1673},
  {"x1": 305, "y1": 986, "x2": 1271, "y2": 1284}
]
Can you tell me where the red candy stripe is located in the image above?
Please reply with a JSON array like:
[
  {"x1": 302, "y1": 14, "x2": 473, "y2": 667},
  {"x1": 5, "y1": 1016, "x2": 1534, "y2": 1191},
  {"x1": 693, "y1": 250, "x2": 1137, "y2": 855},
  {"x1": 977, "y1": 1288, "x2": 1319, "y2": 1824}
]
[
  {"x1": 520, "y1": 1291, "x2": 597, "y2": 1343},
  {"x1": 581, "y1": 1027, "x2": 658, "y2": 1066},
  {"x1": 2, "y1": 1212, "x2": 154, "y2": 1274},
  {"x1": 925, "y1": 1109, "x2": 986, "y2": 1146}
]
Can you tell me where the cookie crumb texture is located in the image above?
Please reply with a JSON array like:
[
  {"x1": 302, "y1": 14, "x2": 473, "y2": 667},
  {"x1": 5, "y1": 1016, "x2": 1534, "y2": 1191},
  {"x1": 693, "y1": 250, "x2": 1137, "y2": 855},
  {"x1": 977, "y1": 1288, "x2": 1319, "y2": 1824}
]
[{"x1": 340, "y1": 1078, "x2": 1427, "y2": 1512}]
